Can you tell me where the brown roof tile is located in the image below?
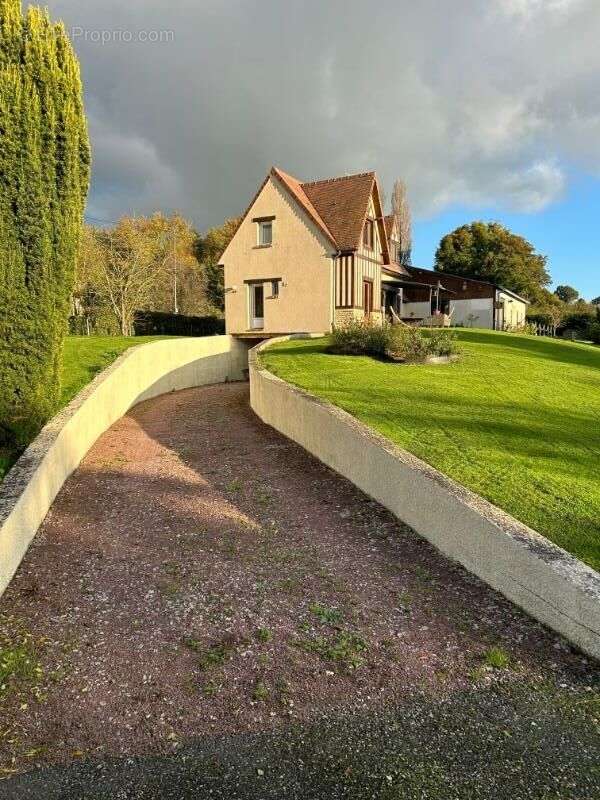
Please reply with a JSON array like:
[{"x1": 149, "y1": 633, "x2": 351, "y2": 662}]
[
  {"x1": 227, "y1": 166, "x2": 390, "y2": 260},
  {"x1": 301, "y1": 171, "x2": 377, "y2": 252}
]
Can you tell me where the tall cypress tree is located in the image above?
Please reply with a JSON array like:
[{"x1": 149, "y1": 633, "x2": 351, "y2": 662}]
[{"x1": 0, "y1": 0, "x2": 90, "y2": 446}]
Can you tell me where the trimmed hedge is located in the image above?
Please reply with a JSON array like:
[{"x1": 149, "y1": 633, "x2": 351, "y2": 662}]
[
  {"x1": 0, "y1": 2, "x2": 90, "y2": 446},
  {"x1": 133, "y1": 311, "x2": 225, "y2": 337}
]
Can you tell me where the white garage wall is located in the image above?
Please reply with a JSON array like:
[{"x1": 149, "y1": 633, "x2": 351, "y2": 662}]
[{"x1": 451, "y1": 298, "x2": 494, "y2": 328}]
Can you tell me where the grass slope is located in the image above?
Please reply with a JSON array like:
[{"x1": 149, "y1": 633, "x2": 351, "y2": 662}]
[
  {"x1": 0, "y1": 336, "x2": 167, "y2": 481},
  {"x1": 59, "y1": 336, "x2": 167, "y2": 406},
  {"x1": 262, "y1": 330, "x2": 600, "y2": 571}
]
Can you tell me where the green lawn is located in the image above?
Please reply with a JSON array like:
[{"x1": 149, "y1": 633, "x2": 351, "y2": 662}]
[
  {"x1": 262, "y1": 330, "x2": 600, "y2": 572},
  {"x1": 0, "y1": 336, "x2": 168, "y2": 482},
  {"x1": 59, "y1": 336, "x2": 168, "y2": 406}
]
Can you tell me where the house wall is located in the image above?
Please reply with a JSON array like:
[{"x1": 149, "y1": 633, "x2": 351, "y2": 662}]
[
  {"x1": 409, "y1": 269, "x2": 494, "y2": 299},
  {"x1": 401, "y1": 297, "x2": 496, "y2": 328},
  {"x1": 497, "y1": 291, "x2": 527, "y2": 330},
  {"x1": 354, "y1": 195, "x2": 384, "y2": 317},
  {"x1": 452, "y1": 298, "x2": 494, "y2": 328},
  {"x1": 222, "y1": 176, "x2": 335, "y2": 335}
]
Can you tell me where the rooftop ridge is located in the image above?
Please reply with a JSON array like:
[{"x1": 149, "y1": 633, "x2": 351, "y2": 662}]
[{"x1": 301, "y1": 171, "x2": 375, "y2": 187}]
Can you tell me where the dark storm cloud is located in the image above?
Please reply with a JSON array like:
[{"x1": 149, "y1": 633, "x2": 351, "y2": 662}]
[{"x1": 46, "y1": 0, "x2": 600, "y2": 229}]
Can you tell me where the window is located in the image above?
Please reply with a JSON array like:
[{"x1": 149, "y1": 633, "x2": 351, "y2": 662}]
[
  {"x1": 363, "y1": 219, "x2": 374, "y2": 250},
  {"x1": 363, "y1": 279, "x2": 373, "y2": 314},
  {"x1": 258, "y1": 220, "x2": 272, "y2": 246},
  {"x1": 271, "y1": 279, "x2": 279, "y2": 298}
]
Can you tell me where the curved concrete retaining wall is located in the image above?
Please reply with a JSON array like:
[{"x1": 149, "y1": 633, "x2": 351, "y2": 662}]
[
  {"x1": 0, "y1": 336, "x2": 249, "y2": 598},
  {"x1": 250, "y1": 336, "x2": 600, "y2": 660}
]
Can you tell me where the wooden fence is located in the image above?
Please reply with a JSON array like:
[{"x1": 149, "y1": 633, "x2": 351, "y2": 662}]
[{"x1": 534, "y1": 323, "x2": 557, "y2": 338}]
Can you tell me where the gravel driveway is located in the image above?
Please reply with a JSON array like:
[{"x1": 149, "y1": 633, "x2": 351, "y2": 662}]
[{"x1": 0, "y1": 382, "x2": 598, "y2": 798}]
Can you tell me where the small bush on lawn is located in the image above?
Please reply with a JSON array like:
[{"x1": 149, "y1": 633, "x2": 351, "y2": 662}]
[
  {"x1": 329, "y1": 320, "x2": 460, "y2": 362},
  {"x1": 329, "y1": 319, "x2": 394, "y2": 356},
  {"x1": 389, "y1": 327, "x2": 460, "y2": 362},
  {"x1": 514, "y1": 322, "x2": 538, "y2": 336}
]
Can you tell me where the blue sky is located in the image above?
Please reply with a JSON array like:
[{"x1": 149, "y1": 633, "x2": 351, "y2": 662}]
[{"x1": 413, "y1": 175, "x2": 600, "y2": 299}]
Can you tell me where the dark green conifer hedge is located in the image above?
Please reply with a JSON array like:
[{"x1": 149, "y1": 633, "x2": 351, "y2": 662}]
[{"x1": 0, "y1": 0, "x2": 90, "y2": 446}]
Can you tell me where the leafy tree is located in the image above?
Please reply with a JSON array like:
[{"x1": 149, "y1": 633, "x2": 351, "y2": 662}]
[
  {"x1": 196, "y1": 217, "x2": 240, "y2": 311},
  {"x1": 130, "y1": 213, "x2": 211, "y2": 317},
  {"x1": 554, "y1": 285, "x2": 579, "y2": 304},
  {"x1": 75, "y1": 214, "x2": 217, "y2": 335},
  {"x1": 391, "y1": 180, "x2": 412, "y2": 266},
  {"x1": 560, "y1": 308, "x2": 596, "y2": 334},
  {"x1": 0, "y1": 1, "x2": 90, "y2": 445},
  {"x1": 434, "y1": 222, "x2": 550, "y2": 301},
  {"x1": 90, "y1": 217, "x2": 171, "y2": 336},
  {"x1": 592, "y1": 296, "x2": 600, "y2": 306},
  {"x1": 526, "y1": 288, "x2": 564, "y2": 327},
  {"x1": 72, "y1": 225, "x2": 115, "y2": 336}
]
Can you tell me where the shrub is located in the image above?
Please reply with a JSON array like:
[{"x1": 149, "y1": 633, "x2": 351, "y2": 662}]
[
  {"x1": 330, "y1": 320, "x2": 460, "y2": 362},
  {"x1": 329, "y1": 319, "x2": 394, "y2": 356},
  {"x1": 388, "y1": 326, "x2": 428, "y2": 361},
  {"x1": 513, "y1": 322, "x2": 538, "y2": 336},
  {"x1": 0, "y1": 2, "x2": 90, "y2": 447},
  {"x1": 559, "y1": 310, "x2": 595, "y2": 335},
  {"x1": 69, "y1": 305, "x2": 121, "y2": 337},
  {"x1": 424, "y1": 328, "x2": 460, "y2": 357},
  {"x1": 389, "y1": 327, "x2": 460, "y2": 362},
  {"x1": 588, "y1": 322, "x2": 600, "y2": 345}
]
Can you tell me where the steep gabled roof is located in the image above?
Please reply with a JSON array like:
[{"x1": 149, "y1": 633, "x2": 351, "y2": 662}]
[
  {"x1": 270, "y1": 167, "x2": 337, "y2": 247},
  {"x1": 221, "y1": 166, "x2": 391, "y2": 263},
  {"x1": 276, "y1": 168, "x2": 391, "y2": 255},
  {"x1": 300, "y1": 171, "x2": 378, "y2": 253}
]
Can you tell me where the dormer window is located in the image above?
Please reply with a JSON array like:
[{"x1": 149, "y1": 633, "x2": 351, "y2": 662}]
[
  {"x1": 254, "y1": 215, "x2": 275, "y2": 247},
  {"x1": 363, "y1": 218, "x2": 374, "y2": 250}
]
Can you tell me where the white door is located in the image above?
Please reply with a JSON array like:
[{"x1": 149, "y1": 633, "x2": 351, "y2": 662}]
[{"x1": 251, "y1": 284, "x2": 264, "y2": 329}]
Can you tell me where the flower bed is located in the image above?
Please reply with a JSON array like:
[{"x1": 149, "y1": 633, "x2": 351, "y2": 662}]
[{"x1": 329, "y1": 320, "x2": 460, "y2": 364}]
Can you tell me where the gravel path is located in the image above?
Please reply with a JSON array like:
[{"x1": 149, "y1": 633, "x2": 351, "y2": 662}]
[{"x1": 0, "y1": 382, "x2": 598, "y2": 798}]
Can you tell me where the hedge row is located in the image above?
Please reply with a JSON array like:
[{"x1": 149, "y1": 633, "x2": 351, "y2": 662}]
[{"x1": 133, "y1": 311, "x2": 225, "y2": 337}]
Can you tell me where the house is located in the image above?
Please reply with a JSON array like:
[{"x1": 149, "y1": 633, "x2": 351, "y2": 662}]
[
  {"x1": 220, "y1": 167, "x2": 528, "y2": 336},
  {"x1": 220, "y1": 167, "x2": 408, "y2": 337},
  {"x1": 399, "y1": 268, "x2": 529, "y2": 330}
]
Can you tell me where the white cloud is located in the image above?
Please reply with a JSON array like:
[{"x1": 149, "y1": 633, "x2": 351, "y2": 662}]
[
  {"x1": 496, "y1": 0, "x2": 583, "y2": 18},
  {"x1": 46, "y1": 0, "x2": 600, "y2": 226},
  {"x1": 493, "y1": 161, "x2": 566, "y2": 212}
]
